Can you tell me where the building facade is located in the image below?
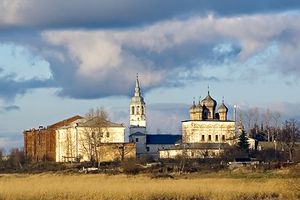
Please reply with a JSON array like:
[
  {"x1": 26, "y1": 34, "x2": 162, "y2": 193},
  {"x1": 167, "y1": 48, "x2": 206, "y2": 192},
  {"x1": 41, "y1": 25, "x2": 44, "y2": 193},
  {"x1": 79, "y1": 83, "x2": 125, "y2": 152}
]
[
  {"x1": 24, "y1": 116, "x2": 135, "y2": 162},
  {"x1": 23, "y1": 115, "x2": 82, "y2": 161},
  {"x1": 56, "y1": 117, "x2": 135, "y2": 162},
  {"x1": 160, "y1": 91, "x2": 236, "y2": 159}
]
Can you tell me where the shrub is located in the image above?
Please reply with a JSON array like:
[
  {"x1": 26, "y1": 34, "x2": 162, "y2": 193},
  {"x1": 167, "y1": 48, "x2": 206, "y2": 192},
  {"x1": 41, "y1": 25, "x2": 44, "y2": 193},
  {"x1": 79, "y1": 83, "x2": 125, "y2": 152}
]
[{"x1": 121, "y1": 158, "x2": 141, "y2": 175}]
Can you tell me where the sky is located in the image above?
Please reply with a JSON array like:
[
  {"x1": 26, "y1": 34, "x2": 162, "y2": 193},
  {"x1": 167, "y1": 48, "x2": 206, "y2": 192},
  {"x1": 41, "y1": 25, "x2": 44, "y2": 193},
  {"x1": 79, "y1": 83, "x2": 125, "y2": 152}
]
[{"x1": 1, "y1": 0, "x2": 300, "y2": 150}]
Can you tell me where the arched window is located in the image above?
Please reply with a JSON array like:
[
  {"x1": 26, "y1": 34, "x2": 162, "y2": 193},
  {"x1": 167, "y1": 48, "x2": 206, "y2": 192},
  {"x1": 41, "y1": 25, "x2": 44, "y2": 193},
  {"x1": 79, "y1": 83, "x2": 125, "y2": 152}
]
[
  {"x1": 137, "y1": 106, "x2": 140, "y2": 114},
  {"x1": 203, "y1": 109, "x2": 208, "y2": 119},
  {"x1": 131, "y1": 106, "x2": 135, "y2": 115},
  {"x1": 141, "y1": 106, "x2": 144, "y2": 115}
]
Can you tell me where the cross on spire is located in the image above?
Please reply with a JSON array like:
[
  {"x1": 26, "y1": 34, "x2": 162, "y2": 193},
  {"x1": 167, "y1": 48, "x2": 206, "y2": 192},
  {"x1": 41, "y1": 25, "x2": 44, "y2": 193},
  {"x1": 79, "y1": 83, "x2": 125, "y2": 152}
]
[
  {"x1": 134, "y1": 73, "x2": 141, "y2": 96},
  {"x1": 207, "y1": 85, "x2": 210, "y2": 95}
]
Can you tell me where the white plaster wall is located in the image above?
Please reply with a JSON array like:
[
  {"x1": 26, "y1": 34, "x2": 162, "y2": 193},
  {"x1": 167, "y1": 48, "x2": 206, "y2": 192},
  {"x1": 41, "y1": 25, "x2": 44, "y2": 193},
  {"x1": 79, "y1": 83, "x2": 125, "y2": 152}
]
[
  {"x1": 159, "y1": 149, "x2": 223, "y2": 159},
  {"x1": 182, "y1": 121, "x2": 235, "y2": 144},
  {"x1": 56, "y1": 125, "x2": 125, "y2": 162}
]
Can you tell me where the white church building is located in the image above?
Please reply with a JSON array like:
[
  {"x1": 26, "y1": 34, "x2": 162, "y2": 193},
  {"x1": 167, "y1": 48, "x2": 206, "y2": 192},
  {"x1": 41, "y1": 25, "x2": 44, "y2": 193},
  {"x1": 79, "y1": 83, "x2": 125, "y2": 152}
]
[{"x1": 129, "y1": 75, "x2": 181, "y2": 159}]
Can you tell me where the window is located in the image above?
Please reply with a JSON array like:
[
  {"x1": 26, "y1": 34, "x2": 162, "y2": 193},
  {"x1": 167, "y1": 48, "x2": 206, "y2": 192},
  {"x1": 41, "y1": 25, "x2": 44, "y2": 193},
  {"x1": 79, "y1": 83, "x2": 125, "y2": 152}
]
[
  {"x1": 215, "y1": 135, "x2": 219, "y2": 141},
  {"x1": 38, "y1": 134, "x2": 41, "y2": 145},
  {"x1": 146, "y1": 147, "x2": 150, "y2": 152},
  {"x1": 208, "y1": 135, "x2": 212, "y2": 141},
  {"x1": 222, "y1": 135, "x2": 225, "y2": 141},
  {"x1": 135, "y1": 138, "x2": 139, "y2": 142},
  {"x1": 201, "y1": 135, "x2": 205, "y2": 141},
  {"x1": 191, "y1": 152, "x2": 194, "y2": 157},
  {"x1": 131, "y1": 106, "x2": 135, "y2": 115},
  {"x1": 106, "y1": 132, "x2": 110, "y2": 138},
  {"x1": 141, "y1": 106, "x2": 144, "y2": 115},
  {"x1": 100, "y1": 132, "x2": 103, "y2": 138},
  {"x1": 203, "y1": 110, "x2": 208, "y2": 119}
]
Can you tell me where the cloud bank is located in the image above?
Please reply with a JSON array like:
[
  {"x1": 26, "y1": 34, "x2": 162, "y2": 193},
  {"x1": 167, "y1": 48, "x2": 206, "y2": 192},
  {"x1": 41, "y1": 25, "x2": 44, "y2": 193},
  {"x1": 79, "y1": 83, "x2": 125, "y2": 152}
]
[
  {"x1": 1, "y1": 0, "x2": 300, "y2": 29},
  {"x1": 38, "y1": 13, "x2": 300, "y2": 99}
]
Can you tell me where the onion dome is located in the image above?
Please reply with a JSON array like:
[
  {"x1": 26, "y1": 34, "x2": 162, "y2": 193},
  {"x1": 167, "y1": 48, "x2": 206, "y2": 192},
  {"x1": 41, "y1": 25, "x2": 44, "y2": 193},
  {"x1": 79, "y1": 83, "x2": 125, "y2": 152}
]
[
  {"x1": 218, "y1": 97, "x2": 228, "y2": 113},
  {"x1": 194, "y1": 100, "x2": 203, "y2": 112},
  {"x1": 201, "y1": 91, "x2": 217, "y2": 107},
  {"x1": 218, "y1": 102, "x2": 228, "y2": 113},
  {"x1": 189, "y1": 99, "x2": 196, "y2": 112}
]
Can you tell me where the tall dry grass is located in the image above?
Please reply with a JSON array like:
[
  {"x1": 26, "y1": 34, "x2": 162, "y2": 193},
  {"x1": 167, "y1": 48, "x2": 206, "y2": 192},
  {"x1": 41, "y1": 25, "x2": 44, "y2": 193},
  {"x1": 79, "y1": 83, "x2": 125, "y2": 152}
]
[{"x1": 0, "y1": 173, "x2": 298, "y2": 200}]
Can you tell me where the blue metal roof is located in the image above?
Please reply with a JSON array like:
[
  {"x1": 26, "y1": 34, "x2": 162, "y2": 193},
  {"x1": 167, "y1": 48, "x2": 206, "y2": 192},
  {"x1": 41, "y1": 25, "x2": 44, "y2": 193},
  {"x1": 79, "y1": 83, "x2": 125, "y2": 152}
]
[{"x1": 146, "y1": 134, "x2": 182, "y2": 145}]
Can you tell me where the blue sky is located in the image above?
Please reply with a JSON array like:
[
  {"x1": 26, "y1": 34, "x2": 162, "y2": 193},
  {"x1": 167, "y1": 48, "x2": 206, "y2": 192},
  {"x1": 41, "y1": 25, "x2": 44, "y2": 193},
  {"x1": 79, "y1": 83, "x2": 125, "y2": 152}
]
[{"x1": 1, "y1": 0, "x2": 300, "y2": 150}]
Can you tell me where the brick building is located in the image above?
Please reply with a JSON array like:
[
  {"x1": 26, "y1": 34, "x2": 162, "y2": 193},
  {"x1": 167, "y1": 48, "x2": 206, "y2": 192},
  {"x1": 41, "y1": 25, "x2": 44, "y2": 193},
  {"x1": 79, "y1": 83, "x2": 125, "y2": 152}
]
[
  {"x1": 24, "y1": 115, "x2": 136, "y2": 162},
  {"x1": 23, "y1": 115, "x2": 82, "y2": 161}
]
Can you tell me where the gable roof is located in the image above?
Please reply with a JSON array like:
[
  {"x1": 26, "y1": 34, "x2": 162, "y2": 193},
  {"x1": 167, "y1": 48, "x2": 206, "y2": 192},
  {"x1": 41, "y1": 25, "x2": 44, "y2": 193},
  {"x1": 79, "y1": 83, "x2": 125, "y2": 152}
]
[
  {"x1": 47, "y1": 115, "x2": 83, "y2": 129},
  {"x1": 146, "y1": 134, "x2": 182, "y2": 145},
  {"x1": 78, "y1": 117, "x2": 125, "y2": 128},
  {"x1": 130, "y1": 132, "x2": 146, "y2": 136}
]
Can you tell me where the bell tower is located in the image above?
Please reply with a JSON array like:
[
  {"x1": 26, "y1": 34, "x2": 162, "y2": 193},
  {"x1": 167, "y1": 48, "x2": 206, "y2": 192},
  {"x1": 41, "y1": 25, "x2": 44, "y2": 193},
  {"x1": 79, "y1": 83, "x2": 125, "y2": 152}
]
[
  {"x1": 130, "y1": 74, "x2": 146, "y2": 127},
  {"x1": 129, "y1": 74, "x2": 146, "y2": 134},
  {"x1": 129, "y1": 74, "x2": 147, "y2": 157}
]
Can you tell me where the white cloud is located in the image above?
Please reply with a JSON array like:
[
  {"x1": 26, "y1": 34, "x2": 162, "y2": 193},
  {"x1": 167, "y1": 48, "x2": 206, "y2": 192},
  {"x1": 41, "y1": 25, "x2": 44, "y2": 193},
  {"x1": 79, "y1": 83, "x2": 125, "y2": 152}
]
[{"x1": 41, "y1": 13, "x2": 300, "y2": 97}]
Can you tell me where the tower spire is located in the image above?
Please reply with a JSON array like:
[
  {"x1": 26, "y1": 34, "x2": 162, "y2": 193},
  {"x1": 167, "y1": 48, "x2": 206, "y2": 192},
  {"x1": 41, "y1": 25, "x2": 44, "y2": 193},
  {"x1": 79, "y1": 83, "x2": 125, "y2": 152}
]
[
  {"x1": 208, "y1": 85, "x2": 210, "y2": 95},
  {"x1": 134, "y1": 73, "x2": 141, "y2": 96}
]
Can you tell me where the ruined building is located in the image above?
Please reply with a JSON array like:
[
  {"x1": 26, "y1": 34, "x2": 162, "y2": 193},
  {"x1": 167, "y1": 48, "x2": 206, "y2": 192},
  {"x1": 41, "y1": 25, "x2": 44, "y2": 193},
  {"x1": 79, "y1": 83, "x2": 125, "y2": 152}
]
[{"x1": 23, "y1": 115, "x2": 82, "y2": 161}]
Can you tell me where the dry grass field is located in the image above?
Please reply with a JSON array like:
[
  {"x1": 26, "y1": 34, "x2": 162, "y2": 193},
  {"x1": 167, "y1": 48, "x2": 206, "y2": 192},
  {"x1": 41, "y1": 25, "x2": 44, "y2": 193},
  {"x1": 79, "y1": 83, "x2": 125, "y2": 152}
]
[{"x1": 0, "y1": 169, "x2": 299, "y2": 200}]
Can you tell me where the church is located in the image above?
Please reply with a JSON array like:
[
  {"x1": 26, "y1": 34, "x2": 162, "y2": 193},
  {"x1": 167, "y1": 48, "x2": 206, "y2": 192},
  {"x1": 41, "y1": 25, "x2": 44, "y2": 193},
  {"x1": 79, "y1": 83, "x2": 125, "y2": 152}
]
[
  {"x1": 128, "y1": 76, "x2": 240, "y2": 160},
  {"x1": 127, "y1": 75, "x2": 241, "y2": 159},
  {"x1": 128, "y1": 76, "x2": 181, "y2": 159},
  {"x1": 160, "y1": 92, "x2": 237, "y2": 159}
]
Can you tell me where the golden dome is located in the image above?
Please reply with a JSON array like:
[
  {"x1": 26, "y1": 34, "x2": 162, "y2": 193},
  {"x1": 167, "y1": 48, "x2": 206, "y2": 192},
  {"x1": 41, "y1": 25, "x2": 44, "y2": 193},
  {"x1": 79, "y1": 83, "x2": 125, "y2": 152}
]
[
  {"x1": 201, "y1": 92, "x2": 217, "y2": 107},
  {"x1": 218, "y1": 103, "x2": 228, "y2": 113}
]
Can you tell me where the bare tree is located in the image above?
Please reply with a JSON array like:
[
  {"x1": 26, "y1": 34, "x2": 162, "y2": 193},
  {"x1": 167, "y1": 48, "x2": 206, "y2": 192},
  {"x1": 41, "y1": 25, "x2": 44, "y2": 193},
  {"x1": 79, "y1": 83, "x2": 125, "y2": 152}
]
[
  {"x1": 80, "y1": 108, "x2": 110, "y2": 168},
  {"x1": 263, "y1": 109, "x2": 272, "y2": 142},
  {"x1": 271, "y1": 112, "x2": 281, "y2": 141},
  {"x1": 252, "y1": 107, "x2": 260, "y2": 127},
  {"x1": 278, "y1": 119, "x2": 300, "y2": 161},
  {"x1": 114, "y1": 144, "x2": 136, "y2": 161},
  {"x1": 63, "y1": 128, "x2": 76, "y2": 162}
]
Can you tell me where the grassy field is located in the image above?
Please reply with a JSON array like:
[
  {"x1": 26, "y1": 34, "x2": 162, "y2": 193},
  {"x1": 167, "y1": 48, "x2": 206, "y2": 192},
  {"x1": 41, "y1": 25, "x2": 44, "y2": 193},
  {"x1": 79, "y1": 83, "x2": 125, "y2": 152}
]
[{"x1": 0, "y1": 169, "x2": 299, "y2": 200}]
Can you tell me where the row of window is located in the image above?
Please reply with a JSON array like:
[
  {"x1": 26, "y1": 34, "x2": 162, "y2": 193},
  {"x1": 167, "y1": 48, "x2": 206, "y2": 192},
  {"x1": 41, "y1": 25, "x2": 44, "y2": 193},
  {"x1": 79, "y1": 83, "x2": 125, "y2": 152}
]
[
  {"x1": 131, "y1": 106, "x2": 145, "y2": 115},
  {"x1": 91, "y1": 132, "x2": 110, "y2": 138},
  {"x1": 201, "y1": 135, "x2": 225, "y2": 141},
  {"x1": 134, "y1": 135, "x2": 225, "y2": 143}
]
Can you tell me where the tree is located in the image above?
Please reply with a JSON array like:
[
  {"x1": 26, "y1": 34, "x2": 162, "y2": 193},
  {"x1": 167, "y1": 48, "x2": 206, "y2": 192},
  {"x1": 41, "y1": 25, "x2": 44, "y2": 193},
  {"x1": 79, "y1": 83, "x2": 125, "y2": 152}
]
[
  {"x1": 80, "y1": 107, "x2": 110, "y2": 168},
  {"x1": 63, "y1": 128, "x2": 76, "y2": 162},
  {"x1": 237, "y1": 130, "x2": 250, "y2": 153},
  {"x1": 278, "y1": 119, "x2": 300, "y2": 161},
  {"x1": 271, "y1": 112, "x2": 281, "y2": 141},
  {"x1": 7, "y1": 148, "x2": 25, "y2": 170},
  {"x1": 114, "y1": 143, "x2": 135, "y2": 161},
  {"x1": 263, "y1": 108, "x2": 272, "y2": 142}
]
